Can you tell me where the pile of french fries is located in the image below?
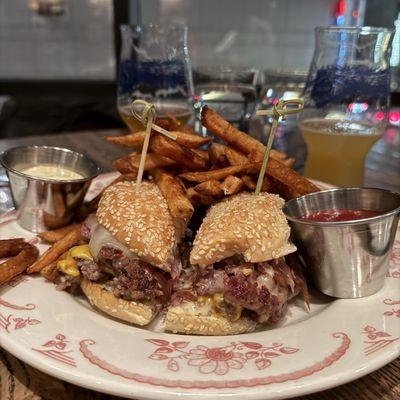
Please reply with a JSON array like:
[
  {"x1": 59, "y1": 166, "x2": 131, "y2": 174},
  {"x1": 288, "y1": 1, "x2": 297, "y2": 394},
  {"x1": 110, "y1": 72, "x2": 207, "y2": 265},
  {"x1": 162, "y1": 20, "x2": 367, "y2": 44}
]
[
  {"x1": 0, "y1": 105, "x2": 319, "y2": 287},
  {"x1": 108, "y1": 105, "x2": 319, "y2": 213}
]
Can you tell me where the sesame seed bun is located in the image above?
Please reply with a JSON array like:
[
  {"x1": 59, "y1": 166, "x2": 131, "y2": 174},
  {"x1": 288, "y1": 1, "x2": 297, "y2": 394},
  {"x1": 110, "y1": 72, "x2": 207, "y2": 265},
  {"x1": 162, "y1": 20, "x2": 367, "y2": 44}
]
[
  {"x1": 81, "y1": 278, "x2": 160, "y2": 326},
  {"x1": 190, "y1": 192, "x2": 296, "y2": 268},
  {"x1": 96, "y1": 181, "x2": 176, "y2": 272},
  {"x1": 165, "y1": 300, "x2": 256, "y2": 335}
]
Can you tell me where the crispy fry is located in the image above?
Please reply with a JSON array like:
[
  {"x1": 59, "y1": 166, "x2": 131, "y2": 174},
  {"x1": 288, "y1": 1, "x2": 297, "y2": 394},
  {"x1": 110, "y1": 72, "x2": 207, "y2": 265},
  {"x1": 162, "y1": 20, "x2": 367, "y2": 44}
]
[
  {"x1": 180, "y1": 159, "x2": 318, "y2": 196},
  {"x1": 0, "y1": 243, "x2": 39, "y2": 285},
  {"x1": 0, "y1": 239, "x2": 27, "y2": 258},
  {"x1": 107, "y1": 130, "x2": 211, "y2": 149},
  {"x1": 194, "y1": 180, "x2": 224, "y2": 197},
  {"x1": 225, "y1": 147, "x2": 248, "y2": 166},
  {"x1": 208, "y1": 143, "x2": 228, "y2": 167},
  {"x1": 202, "y1": 106, "x2": 265, "y2": 155},
  {"x1": 166, "y1": 112, "x2": 181, "y2": 130},
  {"x1": 192, "y1": 149, "x2": 210, "y2": 163},
  {"x1": 281, "y1": 157, "x2": 295, "y2": 168},
  {"x1": 248, "y1": 148, "x2": 264, "y2": 163},
  {"x1": 38, "y1": 223, "x2": 81, "y2": 244},
  {"x1": 242, "y1": 175, "x2": 256, "y2": 190},
  {"x1": 180, "y1": 124, "x2": 197, "y2": 135},
  {"x1": 113, "y1": 153, "x2": 176, "y2": 174},
  {"x1": 40, "y1": 260, "x2": 60, "y2": 282},
  {"x1": 152, "y1": 168, "x2": 194, "y2": 222},
  {"x1": 113, "y1": 155, "x2": 138, "y2": 174},
  {"x1": 221, "y1": 176, "x2": 245, "y2": 195},
  {"x1": 265, "y1": 158, "x2": 318, "y2": 197},
  {"x1": 186, "y1": 187, "x2": 216, "y2": 206},
  {"x1": 27, "y1": 226, "x2": 82, "y2": 274},
  {"x1": 261, "y1": 176, "x2": 272, "y2": 192},
  {"x1": 203, "y1": 106, "x2": 297, "y2": 166},
  {"x1": 150, "y1": 134, "x2": 207, "y2": 171},
  {"x1": 179, "y1": 164, "x2": 254, "y2": 183}
]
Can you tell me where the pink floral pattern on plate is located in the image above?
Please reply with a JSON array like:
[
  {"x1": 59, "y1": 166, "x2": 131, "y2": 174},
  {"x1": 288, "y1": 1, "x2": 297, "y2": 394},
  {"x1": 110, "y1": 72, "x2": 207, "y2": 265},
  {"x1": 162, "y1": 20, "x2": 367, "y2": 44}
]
[
  {"x1": 147, "y1": 339, "x2": 299, "y2": 375},
  {"x1": 382, "y1": 298, "x2": 400, "y2": 318},
  {"x1": 79, "y1": 333, "x2": 350, "y2": 389},
  {"x1": 362, "y1": 325, "x2": 400, "y2": 355},
  {"x1": 32, "y1": 334, "x2": 76, "y2": 367}
]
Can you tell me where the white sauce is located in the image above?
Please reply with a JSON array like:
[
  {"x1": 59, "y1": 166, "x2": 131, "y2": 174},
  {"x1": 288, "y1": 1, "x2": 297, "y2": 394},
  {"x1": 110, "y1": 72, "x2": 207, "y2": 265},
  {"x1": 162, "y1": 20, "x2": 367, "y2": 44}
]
[{"x1": 19, "y1": 164, "x2": 84, "y2": 180}]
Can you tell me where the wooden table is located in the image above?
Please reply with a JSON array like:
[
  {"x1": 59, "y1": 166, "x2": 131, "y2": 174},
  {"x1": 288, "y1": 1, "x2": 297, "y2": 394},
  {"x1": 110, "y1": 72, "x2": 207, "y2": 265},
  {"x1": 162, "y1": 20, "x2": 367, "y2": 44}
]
[{"x1": 0, "y1": 129, "x2": 399, "y2": 400}]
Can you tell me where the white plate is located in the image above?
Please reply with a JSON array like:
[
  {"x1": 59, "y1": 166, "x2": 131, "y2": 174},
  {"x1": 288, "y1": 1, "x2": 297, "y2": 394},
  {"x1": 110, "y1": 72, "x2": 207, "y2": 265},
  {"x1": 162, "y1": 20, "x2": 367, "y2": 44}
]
[{"x1": 0, "y1": 172, "x2": 399, "y2": 400}]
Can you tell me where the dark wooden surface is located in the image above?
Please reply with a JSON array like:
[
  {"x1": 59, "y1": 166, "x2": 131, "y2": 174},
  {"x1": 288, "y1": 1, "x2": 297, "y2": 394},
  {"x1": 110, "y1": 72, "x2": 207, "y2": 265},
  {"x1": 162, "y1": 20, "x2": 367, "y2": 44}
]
[{"x1": 0, "y1": 128, "x2": 399, "y2": 400}]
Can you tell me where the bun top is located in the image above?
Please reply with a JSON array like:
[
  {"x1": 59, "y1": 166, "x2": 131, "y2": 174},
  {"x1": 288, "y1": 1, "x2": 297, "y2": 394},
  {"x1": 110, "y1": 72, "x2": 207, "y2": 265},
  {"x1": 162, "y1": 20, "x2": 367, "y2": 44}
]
[
  {"x1": 97, "y1": 181, "x2": 176, "y2": 271},
  {"x1": 190, "y1": 192, "x2": 296, "y2": 267}
]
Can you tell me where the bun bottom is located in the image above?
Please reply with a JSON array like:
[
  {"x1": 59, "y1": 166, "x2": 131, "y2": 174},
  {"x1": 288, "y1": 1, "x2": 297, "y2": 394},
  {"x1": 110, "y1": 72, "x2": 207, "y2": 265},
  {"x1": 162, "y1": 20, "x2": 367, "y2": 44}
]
[
  {"x1": 165, "y1": 301, "x2": 257, "y2": 335},
  {"x1": 81, "y1": 278, "x2": 159, "y2": 326}
]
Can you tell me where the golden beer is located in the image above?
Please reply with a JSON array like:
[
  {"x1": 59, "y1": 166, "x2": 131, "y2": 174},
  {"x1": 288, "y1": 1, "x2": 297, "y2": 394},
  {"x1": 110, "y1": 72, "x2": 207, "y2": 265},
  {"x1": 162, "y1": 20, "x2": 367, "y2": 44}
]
[
  {"x1": 299, "y1": 119, "x2": 381, "y2": 186},
  {"x1": 118, "y1": 102, "x2": 192, "y2": 132}
]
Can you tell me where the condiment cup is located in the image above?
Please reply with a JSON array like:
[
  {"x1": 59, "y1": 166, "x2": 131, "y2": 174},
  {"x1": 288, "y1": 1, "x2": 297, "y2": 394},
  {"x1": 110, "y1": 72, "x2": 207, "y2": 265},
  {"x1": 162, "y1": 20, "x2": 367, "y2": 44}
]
[
  {"x1": 283, "y1": 188, "x2": 400, "y2": 298},
  {"x1": 0, "y1": 146, "x2": 100, "y2": 233}
]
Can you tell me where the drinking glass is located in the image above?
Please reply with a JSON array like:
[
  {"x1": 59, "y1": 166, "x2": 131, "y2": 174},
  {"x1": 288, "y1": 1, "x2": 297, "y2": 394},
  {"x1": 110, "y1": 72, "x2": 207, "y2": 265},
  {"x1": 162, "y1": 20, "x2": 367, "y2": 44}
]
[
  {"x1": 299, "y1": 27, "x2": 392, "y2": 187},
  {"x1": 118, "y1": 24, "x2": 194, "y2": 132},
  {"x1": 193, "y1": 67, "x2": 259, "y2": 134}
]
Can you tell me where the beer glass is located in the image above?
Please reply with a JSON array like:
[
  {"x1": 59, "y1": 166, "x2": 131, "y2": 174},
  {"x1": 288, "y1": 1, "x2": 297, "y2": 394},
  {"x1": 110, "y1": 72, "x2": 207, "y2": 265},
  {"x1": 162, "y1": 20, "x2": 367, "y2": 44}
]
[
  {"x1": 300, "y1": 27, "x2": 392, "y2": 186},
  {"x1": 117, "y1": 24, "x2": 194, "y2": 132}
]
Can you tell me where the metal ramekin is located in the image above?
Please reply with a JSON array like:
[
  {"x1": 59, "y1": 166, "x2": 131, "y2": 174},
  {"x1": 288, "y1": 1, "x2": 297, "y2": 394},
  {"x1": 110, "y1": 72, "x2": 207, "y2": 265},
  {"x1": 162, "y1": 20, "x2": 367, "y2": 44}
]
[
  {"x1": 0, "y1": 146, "x2": 100, "y2": 233},
  {"x1": 283, "y1": 188, "x2": 400, "y2": 298}
]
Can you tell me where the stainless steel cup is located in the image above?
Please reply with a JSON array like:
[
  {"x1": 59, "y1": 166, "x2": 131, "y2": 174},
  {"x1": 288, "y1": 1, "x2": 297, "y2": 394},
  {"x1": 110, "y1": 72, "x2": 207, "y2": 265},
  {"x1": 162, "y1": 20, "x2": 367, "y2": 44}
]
[
  {"x1": 283, "y1": 188, "x2": 400, "y2": 298},
  {"x1": 0, "y1": 146, "x2": 100, "y2": 233}
]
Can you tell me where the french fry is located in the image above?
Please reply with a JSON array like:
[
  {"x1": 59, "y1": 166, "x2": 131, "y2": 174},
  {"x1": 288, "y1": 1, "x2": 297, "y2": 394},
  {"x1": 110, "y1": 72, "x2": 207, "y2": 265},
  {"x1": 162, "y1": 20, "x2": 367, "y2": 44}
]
[
  {"x1": 180, "y1": 124, "x2": 197, "y2": 135},
  {"x1": 208, "y1": 143, "x2": 228, "y2": 167},
  {"x1": 38, "y1": 223, "x2": 81, "y2": 244},
  {"x1": 27, "y1": 226, "x2": 82, "y2": 274},
  {"x1": 0, "y1": 239, "x2": 27, "y2": 258},
  {"x1": 40, "y1": 260, "x2": 60, "y2": 282},
  {"x1": 194, "y1": 180, "x2": 224, "y2": 197},
  {"x1": 242, "y1": 175, "x2": 256, "y2": 190},
  {"x1": 113, "y1": 155, "x2": 138, "y2": 174},
  {"x1": 281, "y1": 157, "x2": 295, "y2": 168},
  {"x1": 225, "y1": 147, "x2": 248, "y2": 166},
  {"x1": 186, "y1": 187, "x2": 216, "y2": 206},
  {"x1": 180, "y1": 159, "x2": 318, "y2": 196},
  {"x1": 0, "y1": 243, "x2": 39, "y2": 285},
  {"x1": 261, "y1": 176, "x2": 272, "y2": 192},
  {"x1": 114, "y1": 153, "x2": 176, "y2": 174},
  {"x1": 166, "y1": 112, "x2": 181, "y2": 130},
  {"x1": 152, "y1": 168, "x2": 194, "y2": 222},
  {"x1": 202, "y1": 106, "x2": 265, "y2": 155},
  {"x1": 192, "y1": 149, "x2": 210, "y2": 163},
  {"x1": 221, "y1": 176, "x2": 245, "y2": 195},
  {"x1": 179, "y1": 164, "x2": 254, "y2": 183},
  {"x1": 248, "y1": 148, "x2": 264, "y2": 163},
  {"x1": 150, "y1": 134, "x2": 207, "y2": 171},
  {"x1": 265, "y1": 158, "x2": 319, "y2": 197},
  {"x1": 203, "y1": 106, "x2": 297, "y2": 166},
  {"x1": 107, "y1": 130, "x2": 211, "y2": 149}
]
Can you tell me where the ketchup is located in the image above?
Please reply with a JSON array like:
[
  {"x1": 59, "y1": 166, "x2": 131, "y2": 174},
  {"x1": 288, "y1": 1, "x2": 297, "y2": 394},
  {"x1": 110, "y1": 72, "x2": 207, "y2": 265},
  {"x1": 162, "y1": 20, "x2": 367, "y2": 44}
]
[{"x1": 301, "y1": 209, "x2": 380, "y2": 222}]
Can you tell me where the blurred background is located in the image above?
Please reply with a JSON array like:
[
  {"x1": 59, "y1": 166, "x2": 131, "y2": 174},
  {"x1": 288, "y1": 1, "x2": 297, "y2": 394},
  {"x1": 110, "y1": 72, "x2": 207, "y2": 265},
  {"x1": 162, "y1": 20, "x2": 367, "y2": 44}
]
[{"x1": 0, "y1": 0, "x2": 400, "y2": 139}]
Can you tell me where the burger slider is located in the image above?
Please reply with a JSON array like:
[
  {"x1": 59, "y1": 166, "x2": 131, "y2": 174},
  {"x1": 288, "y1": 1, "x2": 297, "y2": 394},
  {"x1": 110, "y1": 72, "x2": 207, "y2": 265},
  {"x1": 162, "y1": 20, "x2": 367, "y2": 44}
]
[
  {"x1": 165, "y1": 192, "x2": 309, "y2": 335},
  {"x1": 56, "y1": 181, "x2": 181, "y2": 326}
]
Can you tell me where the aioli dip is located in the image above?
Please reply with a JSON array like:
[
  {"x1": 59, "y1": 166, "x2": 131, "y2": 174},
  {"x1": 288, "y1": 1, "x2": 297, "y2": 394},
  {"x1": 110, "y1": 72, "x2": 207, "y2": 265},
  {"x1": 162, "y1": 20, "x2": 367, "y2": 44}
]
[{"x1": 18, "y1": 164, "x2": 84, "y2": 180}]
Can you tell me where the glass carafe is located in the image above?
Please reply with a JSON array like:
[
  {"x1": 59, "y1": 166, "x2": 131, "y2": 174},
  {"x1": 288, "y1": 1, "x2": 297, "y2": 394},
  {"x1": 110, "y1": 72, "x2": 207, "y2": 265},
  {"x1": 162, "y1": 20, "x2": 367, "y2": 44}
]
[{"x1": 300, "y1": 27, "x2": 392, "y2": 186}]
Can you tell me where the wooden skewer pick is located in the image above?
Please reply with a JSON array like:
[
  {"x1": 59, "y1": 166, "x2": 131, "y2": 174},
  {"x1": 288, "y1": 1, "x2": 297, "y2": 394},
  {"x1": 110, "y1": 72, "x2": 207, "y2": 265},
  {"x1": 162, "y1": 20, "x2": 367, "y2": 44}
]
[
  {"x1": 254, "y1": 99, "x2": 304, "y2": 195},
  {"x1": 130, "y1": 99, "x2": 177, "y2": 190}
]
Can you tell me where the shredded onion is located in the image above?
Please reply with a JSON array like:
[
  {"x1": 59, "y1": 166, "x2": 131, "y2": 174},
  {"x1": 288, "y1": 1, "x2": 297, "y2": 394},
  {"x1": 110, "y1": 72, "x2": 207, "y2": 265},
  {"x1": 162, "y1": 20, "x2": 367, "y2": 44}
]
[{"x1": 89, "y1": 224, "x2": 137, "y2": 261}]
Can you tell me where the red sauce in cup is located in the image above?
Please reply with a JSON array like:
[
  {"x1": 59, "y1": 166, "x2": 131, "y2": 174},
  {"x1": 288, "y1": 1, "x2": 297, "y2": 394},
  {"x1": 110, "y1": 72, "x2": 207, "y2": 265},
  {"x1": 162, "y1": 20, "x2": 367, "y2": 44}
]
[{"x1": 301, "y1": 209, "x2": 380, "y2": 222}]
